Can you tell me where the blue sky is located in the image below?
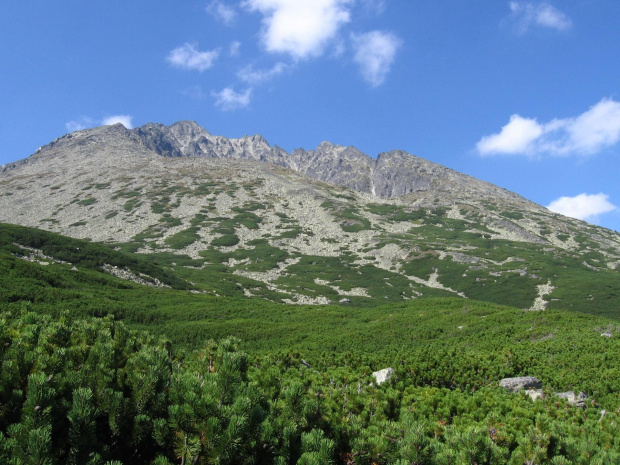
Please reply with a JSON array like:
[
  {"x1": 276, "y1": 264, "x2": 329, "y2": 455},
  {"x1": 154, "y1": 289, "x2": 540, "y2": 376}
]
[{"x1": 2, "y1": 1, "x2": 620, "y2": 231}]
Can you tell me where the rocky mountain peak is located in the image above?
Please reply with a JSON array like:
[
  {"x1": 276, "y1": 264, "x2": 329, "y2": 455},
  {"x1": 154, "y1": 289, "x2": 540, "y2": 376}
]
[
  {"x1": 129, "y1": 121, "x2": 527, "y2": 204},
  {"x1": 6, "y1": 120, "x2": 528, "y2": 207}
]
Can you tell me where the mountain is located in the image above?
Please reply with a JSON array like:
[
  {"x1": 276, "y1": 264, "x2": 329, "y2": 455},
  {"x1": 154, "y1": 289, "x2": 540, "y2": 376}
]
[
  {"x1": 1, "y1": 121, "x2": 619, "y2": 316},
  {"x1": 135, "y1": 121, "x2": 525, "y2": 201}
]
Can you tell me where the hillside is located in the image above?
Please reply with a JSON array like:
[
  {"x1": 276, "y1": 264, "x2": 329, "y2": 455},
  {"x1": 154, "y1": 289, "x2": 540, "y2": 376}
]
[
  {"x1": 1, "y1": 120, "x2": 620, "y2": 462},
  {"x1": 1, "y1": 122, "x2": 619, "y2": 317},
  {"x1": 1, "y1": 222, "x2": 619, "y2": 464}
]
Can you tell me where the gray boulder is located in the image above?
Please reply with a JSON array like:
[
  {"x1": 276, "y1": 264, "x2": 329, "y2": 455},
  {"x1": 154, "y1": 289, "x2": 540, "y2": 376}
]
[
  {"x1": 372, "y1": 367, "x2": 395, "y2": 386},
  {"x1": 499, "y1": 376, "x2": 543, "y2": 392}
]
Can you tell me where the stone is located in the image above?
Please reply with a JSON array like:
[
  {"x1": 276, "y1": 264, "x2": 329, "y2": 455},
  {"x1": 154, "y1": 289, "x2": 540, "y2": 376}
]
[
  {"x1": 525, "y1": 389, "x2": 544, "y2": 401},
  {"x1": 499, "y1": 376, "x2": 542, "y2": 392},
  {"x1": 372, "y1": 367, "x2": 394, "y2": 386},
  {"x1": 555, "y1": 391, "x2": 588, "y2": 408}
]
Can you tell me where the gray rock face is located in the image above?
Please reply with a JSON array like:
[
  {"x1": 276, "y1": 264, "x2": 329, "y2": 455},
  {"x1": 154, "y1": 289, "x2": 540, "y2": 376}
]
[
  {"x1": 499, "y1": 376, "x2": 543, "y2": 392},
  {"x1": 4, "y1": 120, "x2": 530, "y2": 207},
  {"x1": 133, "y1": 121, "x2": 290, "y2": 163},
  {"x1": 290, "y1": 143, "x2": 374, "y2": 194},
  {"x1": 125, "y1": 121, "x2": 527, "y2": 204}
]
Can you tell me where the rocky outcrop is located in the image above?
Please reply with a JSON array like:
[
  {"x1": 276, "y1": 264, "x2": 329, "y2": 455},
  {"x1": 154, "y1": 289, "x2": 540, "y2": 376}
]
[
  {"x1": 500, "y1": 377, "x2": 589, "y2": 407},
  {"x1": 128, "y1": 121, "x2": 529, "y2": 204},
  {"x1": 499, "y1": 376, "x2": 543, "y2": 392},
  {"x1": 290, "y1": 143, "x2": 374, "y2": 194}
]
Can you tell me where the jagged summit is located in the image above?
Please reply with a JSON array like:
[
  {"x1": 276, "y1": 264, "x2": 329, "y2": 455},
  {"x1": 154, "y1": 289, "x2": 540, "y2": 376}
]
[
  {"x1": 132, "y1": 121, "x2": 528, "y2": 203},
  {"x1": 11, "y1": 121, "x2": 528, "y2": 206}
]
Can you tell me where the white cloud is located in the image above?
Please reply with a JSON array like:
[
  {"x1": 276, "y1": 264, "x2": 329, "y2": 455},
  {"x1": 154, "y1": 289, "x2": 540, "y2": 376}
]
[
  {"x1": 102, "y1": 115, "x2": 133, "y2": 128},
  {"x1": 557, "y1": 98, "x2": 620, "y2": 155},
  {"x1": 351, "y1": 30, "x2": 401, "y2": 87},
  {"x1": 66, "y1": 115, "x2": 133, "y2": 132},
  {"x1": 547, "y1": 193, "x2": 617, "y2": 222},
  {"x1": 206, "y1": 1, "x2": 237, "y2": 25},
  {"x1": 167, "y1": 43, "x2": 220, "y2": 71},
  {"x1": 237, "y1": 62, "x2": 289, "y2": 84},
  {"x1": 476, "y1": 115, "x2": 543, "y2": 155},
  {"x1": 243, "y1": 0, "x2": 352, "y2": 59},
  {"x1": 477, "y1": 98, "x2": 620, "y2": 156},
  {"x1": 509, "y1": 2, "x2": 572, "y2": 33},
  {"x1": 229, "y1": 41, "x2": 242, "y2": 57},
  {"x1": 212, "y1": 87, "x2": 252, "y2": 110}
]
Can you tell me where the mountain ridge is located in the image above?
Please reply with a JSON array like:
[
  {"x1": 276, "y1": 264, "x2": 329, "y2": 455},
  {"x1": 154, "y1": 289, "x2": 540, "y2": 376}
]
[
  {"x1": 5, "y1": 121, "x2": 528, "y2": 207},
  {"x1": 132, "y1": 120, "x2": 529, "y2": 203},
  {"x1": 1, "y1": 121, "x2": 619, "y2": 314}
]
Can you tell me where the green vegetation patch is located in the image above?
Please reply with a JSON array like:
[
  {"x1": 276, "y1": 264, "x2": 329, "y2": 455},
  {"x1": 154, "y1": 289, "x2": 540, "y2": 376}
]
[
  {"x1": 77, "y1": 197, "x2": 97, "y2": 206},
  {"x1": 1, "y1": 221, "x2": 620, "y2": 465},
  {"x1": 322, "y1": 200, "x2": 372, "y2": 232},
  {"x1": 0, "y1": 223, "x2": 191, "y2": 289},
  {"x1": 163, "y1": 226, "x2": 201, "y2": 249},
  {"x1": 366, "y1": 203, "x2": 427, "y2": 222},
  {"x1": 111, "y1": 187, "x2": 142, "y2": 200},
  {"x1": 1, "y1": 304, "x2": 619, "y2": 465},
  {"x1": 501, "y1": 210, "x2": 525, "y2": 220},
  {"x1": 211, "y1": 233, "x2": 240, "y2": 247}
]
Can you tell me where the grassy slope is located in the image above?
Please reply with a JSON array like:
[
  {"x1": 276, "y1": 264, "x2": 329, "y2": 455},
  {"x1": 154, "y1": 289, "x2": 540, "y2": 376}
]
[{"x1": 2, "y1": 223, "x2": 619, "y2": 411}]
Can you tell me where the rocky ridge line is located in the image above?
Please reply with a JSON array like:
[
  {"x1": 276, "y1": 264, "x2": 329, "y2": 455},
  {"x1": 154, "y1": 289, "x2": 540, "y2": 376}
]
[{"x1": 131, "y1": 121, "x2": 528, "y2": 203}]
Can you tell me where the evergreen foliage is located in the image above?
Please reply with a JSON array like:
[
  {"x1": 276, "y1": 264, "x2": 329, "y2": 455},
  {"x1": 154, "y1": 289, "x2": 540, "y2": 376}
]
[
  {"x1": 1, "y1": 307, "x2": 619, "y2": 464},
  {"x1": 1, "y1": 223, "x2": 620, "y2": 463}
]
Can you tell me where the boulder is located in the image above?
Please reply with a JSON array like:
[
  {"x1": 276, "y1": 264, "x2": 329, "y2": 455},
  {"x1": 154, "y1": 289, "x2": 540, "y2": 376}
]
[
  {"x1": 499, "y1": 376, "x2": 542, "y2": 392},
  {"x1": 372, "y1": 367, "x2": 394, "y2": 386},
  {"x1": 525, "y1": 389, "x2": 544, "y2": 401},
  {"x1": 555, "y1": 391, "x2": 588, "y2": 408}
]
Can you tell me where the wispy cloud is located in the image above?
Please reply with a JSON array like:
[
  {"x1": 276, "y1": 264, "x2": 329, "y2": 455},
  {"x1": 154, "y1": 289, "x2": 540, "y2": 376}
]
[
  {"x1": 476, "y1": 98, "x2": 620, "y2": 156},
  {"x1": 206, "y1": 1, "x2": 237, "y2": 26},
  {"x1": 167, "y1": 43, "x2": 220, "y2": 71},
  {"x1": 182, "y1": 85, "x2": 209, "y2": 100},
  {"x1": 237, "y1": 62, "x2": 289, "y2": 84},
  {"x1": 351, "y1": 30, "x2": 401, "y2": 87},
  {"x1": 509, "y1": 2, "x2": 572, "y2": 33},
  {"x1": 66, "y1": 115, "x2": 133, "y2": 132},
  {"x1": 243, "y1": 0, "x2": 352, "y2": 59},
  {"x1": 361, "y1": 0, "x2": 386, "y2": 15},
  {"x1": 229, "y1": 41, "x2": 242, "y2": 57},
  {"x1": 547, "y1": 193, "x2": 617, "y2": 222},
  {"x1": 66, "y1": 117, "x2": 96, "y2": 132},
  {"x1": 212, "y1": 87, "x2": 252, "y2": 110},
  {"x1": 170, "y1": 0, "x2": 402, "y2": 111}
]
